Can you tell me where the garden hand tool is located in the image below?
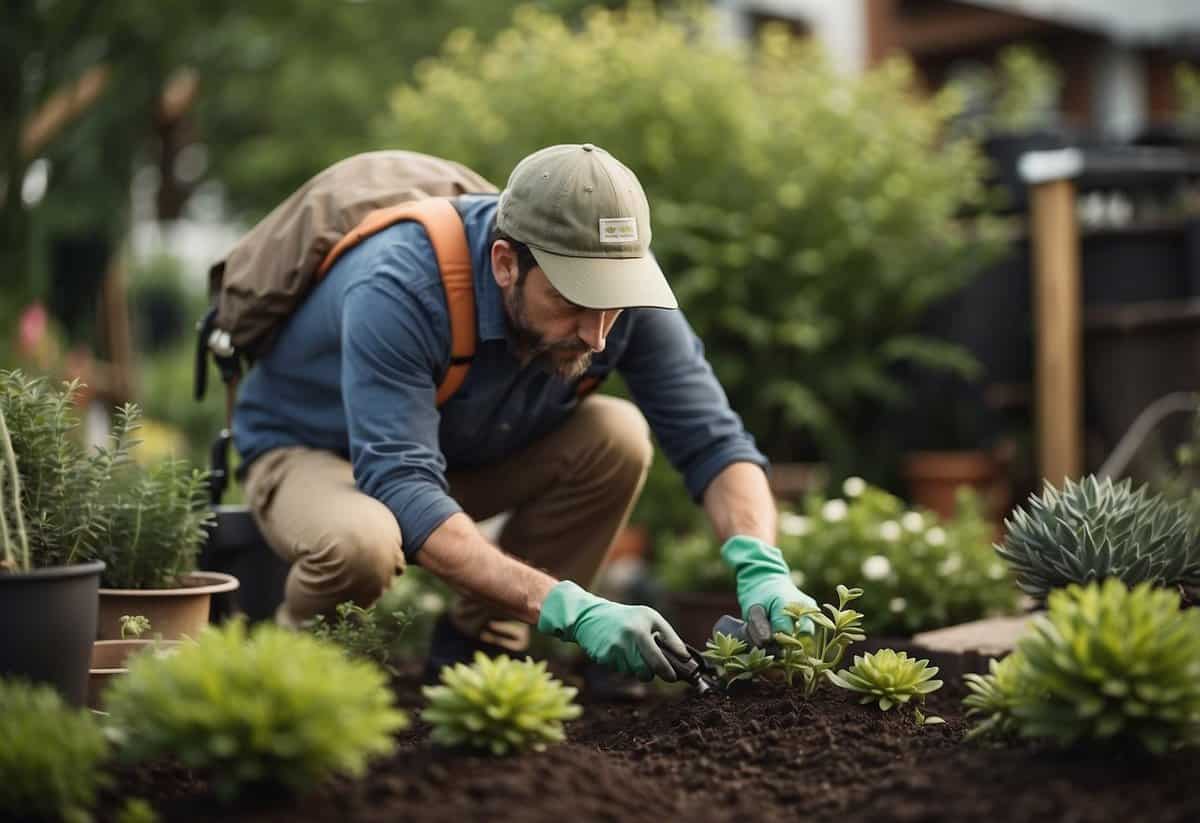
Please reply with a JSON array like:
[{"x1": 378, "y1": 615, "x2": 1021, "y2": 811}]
[
  {"x1": 652, "y1": 603, "x2": 773, "y2": 695},
  {"x1": 654, "y1": 636, "x2": 721, "y2": 695},
  {"x1": 712, "y1": 603, "x2": 776, "y2": 652}
]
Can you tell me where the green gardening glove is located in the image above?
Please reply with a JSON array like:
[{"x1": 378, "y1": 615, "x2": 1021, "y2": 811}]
[
  {"x1": 721, "y1": 535, "x2": 816, "y2": 635},
  {"x1": 537, "y1": 580, "x2": 688, "y2": 682}
]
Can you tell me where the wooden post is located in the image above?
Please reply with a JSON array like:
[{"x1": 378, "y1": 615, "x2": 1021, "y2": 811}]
[{"x1": 1028, "y1": 178, "x2": 1082, "y2": 486}]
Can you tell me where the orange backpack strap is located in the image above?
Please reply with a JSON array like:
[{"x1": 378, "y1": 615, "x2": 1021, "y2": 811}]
[{"x1": 317, "y1": 198, "x2": 475, "y2": 406}]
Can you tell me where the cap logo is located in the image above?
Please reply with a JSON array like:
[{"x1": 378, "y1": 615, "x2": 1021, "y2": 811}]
[{"x1": 598, "y1": 217, "x2": 638, "y2": 244}]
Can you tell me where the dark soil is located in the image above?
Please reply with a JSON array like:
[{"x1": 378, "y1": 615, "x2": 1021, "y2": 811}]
[{"x1": 96, "y1": 656, "x2": 1200, "y2": 823}]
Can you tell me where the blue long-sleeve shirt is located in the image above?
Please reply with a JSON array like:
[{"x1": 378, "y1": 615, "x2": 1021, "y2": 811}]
[{"x1": 233, "y1": 194, "x2": 767, "y2": 559}]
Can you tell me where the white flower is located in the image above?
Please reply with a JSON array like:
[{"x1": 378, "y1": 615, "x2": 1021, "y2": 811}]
[
  {"x1": 419, "y1": 593, "x2": 446, "y2": 613},
  {"x1": 780, "y1": 512, "x2": 812, "y2": 537},
  {"x1": 901, "y1": 511, "x2": 925, "y2": 532},
  {"x1": 842, "y1": 476, "x2": 866, "y2": 498},
  {"x1": 861, "y1": 554, "x2": 892, "y2": 581},
  {"x1": 987, "y1": 562, "x2": 1008, "y2": 580},
  {"x1": 938, "y1": 553, "x2": 963, "y2": 576},
  {"x1": 822, "y1": 499, "x2": 848, "y2": 522},
  {"x1": 878, "y1": 521, "x2": 902, "y2": 542},
  {"x1": 925, "y1": 527, "x2": 947, "y2": 547},
  {"x1": 790, "y1": 570, "x2": 806, "y2": 588},
  {"x1": 889, "y1": 597, "x2": 907, "y2": 613}
]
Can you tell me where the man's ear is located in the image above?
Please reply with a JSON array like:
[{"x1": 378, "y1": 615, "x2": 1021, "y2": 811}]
[{"x1": 491, "y1": 240, "x2": 518, "y2": 289}]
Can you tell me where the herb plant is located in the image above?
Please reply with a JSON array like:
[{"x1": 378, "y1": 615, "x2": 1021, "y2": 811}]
[
  {"x1": 827, "y1": 649, "x2": 944, "y2": 724},
  {"x1": 307, "y1": 599, "x2": 413, "y2": 671},
  {"x1": 0, "y1": 678, "x2": 109, "y2": 823},
  {"x1": 996, "y1": 475, "x2": 1200, "y2": 605},
  {"x1": 120, "y1": 615, "x2": 152, "y2": 640},
  {"x1": 964, "y1": 580, "x2": 1200, "y2": 753},
  {"x1": 104, "y1": 619, "x2": 407, "y2": 801},
  {"x1": 774, "y1": 584, "x2": 866, "y2": 696},
  {"x1": 0, "y1": 404, "x2": 31, "y2": 572},
  {"x1": 422, "y1": 652, "x2": 582, "y2": 755},
  {"x1": 702, "y1": 632, "x2": 776, "y2": 686}
]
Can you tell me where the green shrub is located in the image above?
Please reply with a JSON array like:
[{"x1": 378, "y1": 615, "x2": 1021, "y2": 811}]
[
  {"x1": 965, "y1": 580, "x2": 1200, "y2": 754},
  {"x1": 422, "y1": 652, "x2": 582, "y2": 755},
  {"x1": 776, "y1": 480, "x2": 1016, "y2": 634},
  {"x1": 306, "y1": 599, "x2": 413, "y2": 672},
  {"x1": 827, "y1": 648, "x2": 944, "y2": 724},
  {"x1": 105, "y1": 619, "x2": 407, "y2": 801},
  {"x1": 996, "y1": 475, "x2": 1200, "y2": 605},
  {"x1": 381, "y1": 3, "x2": 1004, "y2": 467},
  {"x1": 0, "y1": 678, "x2": 109, "y2": 823}
]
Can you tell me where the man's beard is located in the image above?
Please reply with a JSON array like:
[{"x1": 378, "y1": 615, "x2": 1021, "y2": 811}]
[{"x1": 506, "y1": 283, "x2": 593, "y2": 380}]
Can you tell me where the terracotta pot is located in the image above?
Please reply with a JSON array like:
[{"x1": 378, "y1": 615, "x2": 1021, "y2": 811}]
[
  {"x1": 87, "y1": 638, "x2": 183, "y2": 709},
  {"x1": 665, "y1": 591, "x2": 740, "y2": 647},
  {"x1": 903, "y1": 450, "x2": 1006, "y2": 522},
  {"x1": 0, "y1": 561, "x2": 104, "y2": 707},
  {"x1": 97, "y1": 570, "x2": 239, "y2": 640}
]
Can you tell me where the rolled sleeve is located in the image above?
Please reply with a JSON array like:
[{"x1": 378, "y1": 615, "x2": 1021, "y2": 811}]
[
  {"x1": 618, "y1": 309, "x2": 769, "y2": 500},
  {"x1": 341, "y1": 270, "x2": 459, "y2": 559}
]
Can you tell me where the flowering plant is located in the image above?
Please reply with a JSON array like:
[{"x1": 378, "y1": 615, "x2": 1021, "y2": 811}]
[{"x1": 777, "y1": 479, "x2": 1018, "y2": 635}]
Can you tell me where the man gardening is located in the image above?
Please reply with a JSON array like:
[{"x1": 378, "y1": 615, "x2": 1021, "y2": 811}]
[{"x1": 228, "y1": 143, "x2": 815, "y2": 683}]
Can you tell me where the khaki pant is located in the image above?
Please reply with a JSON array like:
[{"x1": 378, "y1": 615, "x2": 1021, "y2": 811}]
[{"x1": 243, "y1": 395, "x2": 653, "y2": 648}]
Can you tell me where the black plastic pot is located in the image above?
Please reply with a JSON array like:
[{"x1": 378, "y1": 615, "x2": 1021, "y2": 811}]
[
  {"x1": 198, "y1": 505, "x2": 288, "y2": 623},
  {"x1": 0, "y1": 560, "x2": 105, "y2": 706}
]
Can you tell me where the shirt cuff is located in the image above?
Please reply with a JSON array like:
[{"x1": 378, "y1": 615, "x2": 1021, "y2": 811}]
[{"x1": 385, "y1": 486, "x2": 463, "y2": 561}]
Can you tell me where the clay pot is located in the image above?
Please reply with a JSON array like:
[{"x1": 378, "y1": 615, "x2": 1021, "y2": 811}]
[
  {"x1": 902, "y1": 450, "x2": 1006, "y2": 522},
  {"x1": 88, "y1": 638, "x2": 183, "y2": 709},
  {"x1": 97, "y1": 570, "x2": 239, "y2": 640}
]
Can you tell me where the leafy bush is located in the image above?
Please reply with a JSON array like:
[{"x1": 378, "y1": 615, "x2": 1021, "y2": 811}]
[
  {"x1": 964, "y1": 580, "x2": 1200, "y2": 754},
  {"x1": 0, "y1": 678, "x2": 109, "y2": 823},
  {"x1": 105, "y1": 619, "x2": 407, "y2": 801},
  {"x1": 382, "y1": 3, "x2": 1004, "y2": 466},
  {"x1": 827, "y1": 648, "x2": 944, "y2": 724},
  {"x1": 306, "y1": 599, "x2": 413, "y2": 672},
  {"x1": 776, "y1": 479, "x2": 1016, "y2": 634},
  {"x1": 422, "y1": 652, "x2": 582, "y2": 755},
  {"x1": 996, "y1": 475, "x2": 1200, "y2": 605}
]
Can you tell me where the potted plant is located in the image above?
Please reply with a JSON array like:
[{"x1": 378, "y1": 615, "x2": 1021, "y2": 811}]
[
  {"x1": 87, "y1": 614, "x2": 183, "y2": 709},
  {"x1": 89, "y1": 403, "x2": 234, "y2": 640},
  {"x1": 0, "y1": 371, "x2": 106, "y2": 706}
]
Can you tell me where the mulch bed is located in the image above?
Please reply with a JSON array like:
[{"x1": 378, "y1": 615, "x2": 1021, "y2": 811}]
[{"x1": 97, "y1": 655, "x2": 1200, "y2": 823}]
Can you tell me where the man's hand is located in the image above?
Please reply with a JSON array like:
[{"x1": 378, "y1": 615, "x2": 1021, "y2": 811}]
[
  {"x1": 721, "y1": 535, "x2": 816, "y2": 635},
  {"x1": 537, "y1": 581, "x2": 688, "y2": 682}
]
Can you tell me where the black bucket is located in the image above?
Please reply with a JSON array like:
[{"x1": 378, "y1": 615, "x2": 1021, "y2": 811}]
[{"x1": 0, "y1": 560, "x2": 105, "y2": 706}]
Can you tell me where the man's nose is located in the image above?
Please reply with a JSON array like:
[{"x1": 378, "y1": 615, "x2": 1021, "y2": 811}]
[{"x1": 578, "y1": 310, "x2": 610, "y2": 353}]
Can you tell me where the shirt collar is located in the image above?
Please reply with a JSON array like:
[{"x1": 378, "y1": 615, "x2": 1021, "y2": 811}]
[{"x1": 460, "y1": 194, "x2": 509, "y2": 343}]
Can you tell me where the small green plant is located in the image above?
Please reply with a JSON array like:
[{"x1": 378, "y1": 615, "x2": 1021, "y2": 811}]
[
  {"x1": 702, "y1": 632, "x2": 776, "y2": 686},
  {"x1": 0, "y1": 404, "x2": 31, "y2": 572},
  {"x1": 774, "y1": 584, "x2": 866, "y2": 696},
  {"x1": 120, "y1": 614, "x2": 152, "y2": 640},
  {"x1": 307, "y1": 599, "x2": 413, "y2": 671},
  {"x1": 115, "y1": 797, "x2": 159, "y2": 823},
  {"x1": 827, "y1": 648, "x2": 944, "y2": 725},
  {"x1": 422, "y1": 652, "x2": 582, "y2": 755},
  {"x1": 964, "y1": 580, "x2": 1200, "y2": 754},
  {"x1": 963, "y1": 653, "x2": 1026, "y2": 741},
  {"x1": 996, "y1": 475, "x2": 1200, "y2": 605},
  {"x1": 0, "y1": 678, "x2": 109, "y2": 823},
  {"x1": 104, "y1": 619, "x2": 407, "y2": 802}
]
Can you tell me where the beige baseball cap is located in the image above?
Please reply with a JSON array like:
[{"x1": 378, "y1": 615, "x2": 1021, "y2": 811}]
[{"x1": 496, "y1": 143, "x2": 678, "y2": 310}]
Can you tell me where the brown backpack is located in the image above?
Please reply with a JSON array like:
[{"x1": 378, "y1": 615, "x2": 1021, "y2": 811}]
[{"x1": 198, "y1": 150, "x2": 499, "y2": 418}]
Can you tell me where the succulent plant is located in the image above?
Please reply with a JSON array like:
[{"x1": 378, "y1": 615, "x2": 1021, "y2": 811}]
[
  {"x1": 983, "y1": 579, "x2": 1200, "y2": 753},
  {"x1": 104, "y1": 619, "x2": 407, "y2": 801},
  {"x1": 996, "y1": 475, "x2": 1200, "y2": 604},
  {"x1": 0, "y1": 678, "x2": 109, "y2": 823},
  {"x1": 702, "y1": 632, "x2": 775, "y2": 686},
  {"x1": 963, "y1": 653, "x2": 1026, "y2": 740},
  {"x1": 827, "y1": 649, "x2": 945, "y2": 724},
  {"x1": 422, "y1": 653, "x2": 582, "y2": 755}
]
